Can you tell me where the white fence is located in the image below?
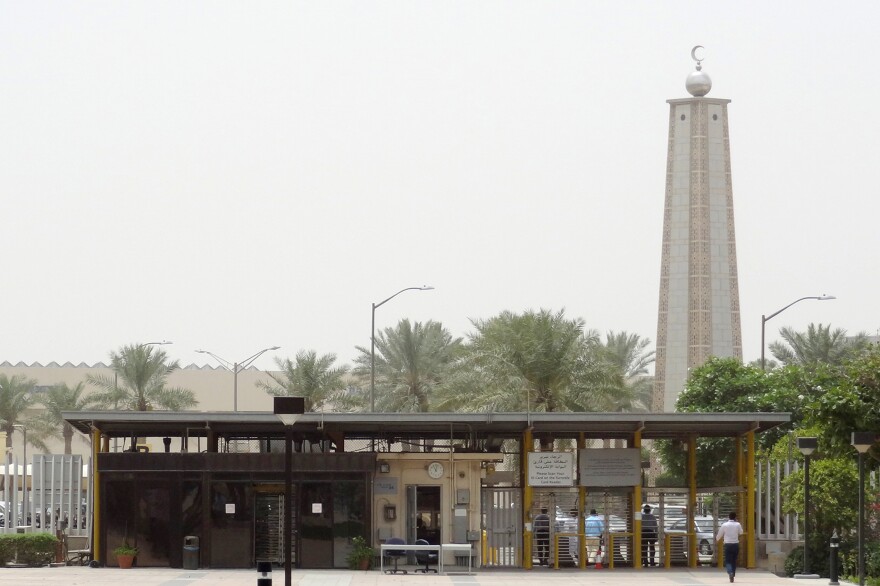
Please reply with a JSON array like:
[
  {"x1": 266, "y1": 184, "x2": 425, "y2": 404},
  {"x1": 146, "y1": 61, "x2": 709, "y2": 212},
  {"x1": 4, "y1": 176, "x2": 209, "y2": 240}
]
[{"x1": 1, "y1": 454, "x2": 90, "y2": 538}]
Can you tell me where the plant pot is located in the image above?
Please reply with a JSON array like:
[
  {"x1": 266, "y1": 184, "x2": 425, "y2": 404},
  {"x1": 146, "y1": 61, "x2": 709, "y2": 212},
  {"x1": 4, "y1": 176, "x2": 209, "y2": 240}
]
[
  {"x1": 117, "y1": 554, "x2": 135, "y2": 569},
  {"x1": 358, "y1": 557, "x2": 370, "y2": 571}
]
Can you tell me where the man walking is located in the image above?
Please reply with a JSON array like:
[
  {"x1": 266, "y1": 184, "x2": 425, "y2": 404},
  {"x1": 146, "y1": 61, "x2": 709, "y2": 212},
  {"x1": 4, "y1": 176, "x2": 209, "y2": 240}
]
[
  {"x1": 534, "y1": 507, "x2": 551, "y2": 566},
  {"x1": 641, "y1": 505, "x2": 658, "y2": 567},
  {"x1": 716, "y1": 511, "x2": 744, "y2": 582}
]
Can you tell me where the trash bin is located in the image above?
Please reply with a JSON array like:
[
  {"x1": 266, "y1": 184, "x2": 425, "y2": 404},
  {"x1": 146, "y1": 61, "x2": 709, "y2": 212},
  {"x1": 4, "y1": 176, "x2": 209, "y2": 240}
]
[{"x1": 183, "y1": 535, "x2": 200, "y2": 570}]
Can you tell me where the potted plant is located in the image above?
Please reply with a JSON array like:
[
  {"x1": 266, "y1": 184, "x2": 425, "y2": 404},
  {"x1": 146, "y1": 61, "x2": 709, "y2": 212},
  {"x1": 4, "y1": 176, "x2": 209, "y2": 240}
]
[
  {"x1": 113, "y1": 542, "x2": 138, "y2": 569},
  {"x1": 346, "y1": 536, "x2": 374, "y2": 570}
]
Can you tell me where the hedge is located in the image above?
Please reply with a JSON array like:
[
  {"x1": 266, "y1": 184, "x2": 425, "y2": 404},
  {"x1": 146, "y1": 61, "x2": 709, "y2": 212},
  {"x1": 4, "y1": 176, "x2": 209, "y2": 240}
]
[{"x1": 0, "y1": 534, "x2": 59, "y2": 567}]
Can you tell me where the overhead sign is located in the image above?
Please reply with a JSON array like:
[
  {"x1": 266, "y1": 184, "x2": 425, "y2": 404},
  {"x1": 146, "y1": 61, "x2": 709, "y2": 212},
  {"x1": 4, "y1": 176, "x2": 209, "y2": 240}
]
[
  {"x1": 578, "y1": 448, "x2": 640, "y2": 487},
  {"x1": 527, "y1": 452, "x2": 574, "y2": 486}
]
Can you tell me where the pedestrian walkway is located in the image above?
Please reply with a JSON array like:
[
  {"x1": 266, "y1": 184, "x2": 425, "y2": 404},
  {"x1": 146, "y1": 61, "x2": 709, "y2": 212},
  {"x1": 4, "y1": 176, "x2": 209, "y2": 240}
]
[{"x1": 0, "y1": 566, "x2": 852, "y2": 586}]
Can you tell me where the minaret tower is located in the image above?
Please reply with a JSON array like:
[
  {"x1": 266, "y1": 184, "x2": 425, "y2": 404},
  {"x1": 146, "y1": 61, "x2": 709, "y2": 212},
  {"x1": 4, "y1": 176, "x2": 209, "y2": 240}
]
[{"x1": 653, "y1": 47, "x2": 743, "y2": 412}]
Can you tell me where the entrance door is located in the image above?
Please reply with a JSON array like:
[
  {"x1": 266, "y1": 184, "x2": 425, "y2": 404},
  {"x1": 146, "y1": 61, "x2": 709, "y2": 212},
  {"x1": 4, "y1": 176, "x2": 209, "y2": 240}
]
[
  {"x1": 299, "y1": 483, "x2": 333, "y2": 568},
  {"x1": 406, "y1": 485, "x2": 441, "y2": 544}
]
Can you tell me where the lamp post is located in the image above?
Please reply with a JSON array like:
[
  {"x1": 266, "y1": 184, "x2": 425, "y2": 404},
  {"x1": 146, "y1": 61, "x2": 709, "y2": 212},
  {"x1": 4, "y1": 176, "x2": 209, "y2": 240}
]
[
  {"x1": 760, "y1": 295, "x2": 835, "y2": 370},
  {"x1": 274, "y1": 396, "x2": 305, "y2": 586},
  {"x1": 370, "y1": 286, "x2": 434, "y2": 412},
  {"x1": 851, "y1": 432, "x2": 874, "y2": 586},
  {"x1": 196, "y1": 346, "x2": 280, "y2": 411},
  {"x1": 12, "y1": 424, "x2": 26, "y2": 526},
  {"x1": 795, "y1": 437, "x2": 819, "y2": 578}
]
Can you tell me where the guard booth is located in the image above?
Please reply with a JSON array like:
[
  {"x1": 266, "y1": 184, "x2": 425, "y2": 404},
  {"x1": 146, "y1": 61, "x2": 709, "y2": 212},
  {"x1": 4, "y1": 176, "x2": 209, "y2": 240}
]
[{"x1": 62, "y1": 410, "x2": 788, "y2": 571}]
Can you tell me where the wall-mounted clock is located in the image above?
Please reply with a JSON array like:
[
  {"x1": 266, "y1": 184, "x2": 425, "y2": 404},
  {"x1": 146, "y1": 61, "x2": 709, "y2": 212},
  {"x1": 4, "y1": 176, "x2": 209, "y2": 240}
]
[{"x1": 427, "y1": 461, "x2": 445, "y2": 479}]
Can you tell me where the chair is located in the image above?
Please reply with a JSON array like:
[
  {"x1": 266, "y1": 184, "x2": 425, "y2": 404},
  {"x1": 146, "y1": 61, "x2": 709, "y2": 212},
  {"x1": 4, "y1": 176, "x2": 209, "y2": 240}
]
[
  {"x1": 413, "y1": 538, "x2": 438, "y2": 574},
  {"x1": 384, "y1": 537, "x2": 408, "y2": 574}
]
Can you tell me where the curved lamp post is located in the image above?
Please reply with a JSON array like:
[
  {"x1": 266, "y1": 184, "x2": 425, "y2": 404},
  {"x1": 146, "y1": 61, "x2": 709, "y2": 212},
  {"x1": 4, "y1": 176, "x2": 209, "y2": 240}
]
[
  {"x1": 795, "y1": 437, "x2": 819, "y2": 579},
  {"x1": 851, "y1": 432, "x2": 874, "y2": 586},
  {"x1": 196, "y1": 346, "x2": 280, "y2": 411},
  {"x1": 760, "y1": 295, "x2": 835, "y2": 370},
  {"x1": 370, "y1": 286, "x2": 434, "y2": 412}
]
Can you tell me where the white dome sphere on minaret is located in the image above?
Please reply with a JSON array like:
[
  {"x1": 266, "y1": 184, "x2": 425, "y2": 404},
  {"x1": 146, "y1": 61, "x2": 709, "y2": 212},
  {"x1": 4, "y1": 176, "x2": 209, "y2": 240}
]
[{"x1": 686, "y1": 45, "x2": 712, "y2": 97}]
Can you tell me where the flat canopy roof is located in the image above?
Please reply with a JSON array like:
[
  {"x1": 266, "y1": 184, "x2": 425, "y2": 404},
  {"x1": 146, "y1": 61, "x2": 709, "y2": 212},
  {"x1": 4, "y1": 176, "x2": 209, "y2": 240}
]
[{"x1": 63, "y1": 410, "x2": 790, "y2": 441}]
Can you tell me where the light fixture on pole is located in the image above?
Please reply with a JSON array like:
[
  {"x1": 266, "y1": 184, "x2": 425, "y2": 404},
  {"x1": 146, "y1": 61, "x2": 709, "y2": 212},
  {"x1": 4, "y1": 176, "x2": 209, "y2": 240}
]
[
  {"x1": 851, "y1": 431, "x2": 874, "y2": 586},
  {"x1": 794, "y1": 437, "x2": 819, "y2": 579},
  {"x1": 370, "y1": 286, "x2": 434, "y2": 412},
  {"x1": 196, "y1": 346, "x2": 280, "y2": 411},
  {"x1": 274, "y1": 396, "x2": 305, "y2": 586},
  {"x1": 761, "y1": 295, "x2": 835, "y2": 370}
]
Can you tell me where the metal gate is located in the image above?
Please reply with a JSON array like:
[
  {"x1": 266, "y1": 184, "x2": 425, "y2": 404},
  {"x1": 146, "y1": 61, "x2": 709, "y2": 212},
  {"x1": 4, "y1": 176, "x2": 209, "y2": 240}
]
[{"x1": 482, "y1": 487, "x2": 521, "y2": 567}]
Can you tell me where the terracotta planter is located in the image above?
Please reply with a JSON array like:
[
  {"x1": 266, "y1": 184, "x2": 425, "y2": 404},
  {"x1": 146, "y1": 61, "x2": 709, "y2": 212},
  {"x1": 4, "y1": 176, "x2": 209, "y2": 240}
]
[
  {"x1": 358, "y1": 558, "x2": 371, "y2": 571},
  {"x1": 117, "y1": 554, "x2": 135, "y2": 569}
]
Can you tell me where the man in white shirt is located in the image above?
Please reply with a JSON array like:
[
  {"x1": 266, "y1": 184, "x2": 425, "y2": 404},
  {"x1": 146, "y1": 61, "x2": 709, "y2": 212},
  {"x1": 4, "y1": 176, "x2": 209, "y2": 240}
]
[{"x1": 716, "y1": 511, "x2": 744, "y2": 582}]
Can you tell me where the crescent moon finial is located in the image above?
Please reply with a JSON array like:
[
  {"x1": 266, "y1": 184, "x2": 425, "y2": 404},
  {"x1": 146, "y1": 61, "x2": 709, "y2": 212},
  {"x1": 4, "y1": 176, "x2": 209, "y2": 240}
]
[{"x1": 691, "y1": 45, "x2": 705, "y2": 68}]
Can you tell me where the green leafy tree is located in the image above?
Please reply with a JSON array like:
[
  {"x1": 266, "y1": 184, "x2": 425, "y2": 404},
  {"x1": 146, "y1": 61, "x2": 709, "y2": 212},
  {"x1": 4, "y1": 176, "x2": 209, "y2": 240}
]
[
  {"x1": 354, "y1": 319, "x2": 461, "y2": 412},
  {"x1": 803, "y1": 344, "x2": 880, "y2": 458},
  {"x1": 660, "y1": 357, "x2": 807, "y2": 485},
  {"x1": 88, "y1": 344, "x2": 197, "y2": 411},
  {"x1": 258, "y1": 350, "x2": 350, "y2": 412},
  {"x1": 0, "y1": 374, "x2": 38, "y2": 453},
  {"x1": 31, "y1": 382, "x2": 95, "y2": 454},
  {"x1": 769, "y1": 323, "x2": 870, "y2": 368}
]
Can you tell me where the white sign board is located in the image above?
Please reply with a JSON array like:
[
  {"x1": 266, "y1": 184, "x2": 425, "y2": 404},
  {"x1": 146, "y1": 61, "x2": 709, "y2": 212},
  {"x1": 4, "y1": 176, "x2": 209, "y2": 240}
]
[
  {"x1": 527, "y1": 452, "x2": 574, "y2": 486},
  {"x1": 578, "y1": 448, "x2": 640, "y2": 487}
]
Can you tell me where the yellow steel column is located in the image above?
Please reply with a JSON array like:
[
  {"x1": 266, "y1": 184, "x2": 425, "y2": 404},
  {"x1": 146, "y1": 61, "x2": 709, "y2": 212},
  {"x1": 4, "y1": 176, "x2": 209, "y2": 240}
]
[
  {"x1": 92, "y1": 427, "x2": 102, "y2": 564},
  {"x1": 578, "y1": 433, "x2": 586, "y2": 568},
  {"x1": 523, "y1": 427, "x2": 534, "y2": 569},
  {"x1": 746, "y1": 429, "x2": 756, "y2": 568},
  {"x1": 633, "y1": 429, "x2": 643, "y2": 571},
  {"x1": 687, "y1": 435, "x2": 697, "y2": 568},
  {"x1": 735, "y1": 435, "x2": 744, "y2": 523}
]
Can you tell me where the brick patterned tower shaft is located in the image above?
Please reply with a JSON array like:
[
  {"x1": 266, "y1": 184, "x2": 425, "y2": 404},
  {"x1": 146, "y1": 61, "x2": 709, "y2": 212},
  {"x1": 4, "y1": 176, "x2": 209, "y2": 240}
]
[{"x1": 653, "y1": 57, "x2": 743, "y2": 412}]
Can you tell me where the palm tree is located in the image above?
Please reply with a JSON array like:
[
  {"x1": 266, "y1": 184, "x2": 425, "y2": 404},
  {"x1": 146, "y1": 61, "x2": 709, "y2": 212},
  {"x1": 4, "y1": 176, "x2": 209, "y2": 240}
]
[
  {"x1": 441, "y1": 309, "x2": 620, "y2": 414},
  {"x1": 769, "y1": 323, "x2": 870, "y2": 368},
  {"x1": 31, "y1": 382, "x2": 95, "y2": 454},
  {"x1": 0, "y1": 374, "x2": 38, "y2": 454},
  {"x1": 598, "y1": 331, "x2": 655, "y2": 412},
  {"x1": 354, "y1": 319, "x2": 462, "y2": 412},
  {"x1": 88, "y1": 344, "x2": 197, "y2": 411},
  {"x1": 257, "y1": 350, "x2": 350, "y2": 412}
]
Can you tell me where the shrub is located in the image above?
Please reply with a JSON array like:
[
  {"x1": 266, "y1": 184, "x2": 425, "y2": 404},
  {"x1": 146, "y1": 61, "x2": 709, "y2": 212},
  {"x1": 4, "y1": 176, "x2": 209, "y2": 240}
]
[{"x1": 0, "y1": 534, "x2": 59, "y2": 567}]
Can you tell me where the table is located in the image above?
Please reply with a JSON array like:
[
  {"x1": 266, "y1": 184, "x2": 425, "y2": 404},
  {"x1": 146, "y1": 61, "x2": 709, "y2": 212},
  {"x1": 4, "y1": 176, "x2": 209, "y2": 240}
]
[{"x1": 379, "y1": 543, "x2": 475, "y2": 574}]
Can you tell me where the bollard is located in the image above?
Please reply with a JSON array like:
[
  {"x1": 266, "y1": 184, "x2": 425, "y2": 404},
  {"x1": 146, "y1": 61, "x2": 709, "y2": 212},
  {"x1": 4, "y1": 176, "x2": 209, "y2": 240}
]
[
  {"x1": 257, "y1": 560, "x2": 273, "y2": 586},
  {"x1": 828, "y1": 531, "x2": 839, "y2": 586}
]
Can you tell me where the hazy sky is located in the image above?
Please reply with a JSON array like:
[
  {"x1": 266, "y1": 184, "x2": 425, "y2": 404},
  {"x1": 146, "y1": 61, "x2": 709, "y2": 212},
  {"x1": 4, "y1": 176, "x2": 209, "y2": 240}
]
[{"x1": 2, "y1": 1, "x2": 878, "y2": 373}]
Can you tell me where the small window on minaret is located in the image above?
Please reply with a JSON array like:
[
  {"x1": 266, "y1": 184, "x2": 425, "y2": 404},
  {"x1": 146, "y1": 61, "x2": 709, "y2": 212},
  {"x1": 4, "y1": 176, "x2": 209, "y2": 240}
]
[
  {"x1": 680, "y1": 114, "x2": 686, "y2": 121},
  {"x1": 713, "y1": 114, "x2": 718, "y2": 121}
]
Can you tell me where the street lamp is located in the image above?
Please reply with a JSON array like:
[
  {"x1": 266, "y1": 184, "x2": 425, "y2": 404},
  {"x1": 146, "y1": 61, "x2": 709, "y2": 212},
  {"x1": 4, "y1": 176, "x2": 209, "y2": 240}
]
[
  {"x1": 795, "y1": 437, "x2": 819, "y2": 579},
  {"x1": 851, "y1": 431, "x2": 874, "y2": 586},
  {"x1": 12, "y1": 424, "x2": 27, "y2": 526},
  {"x1": 761, "y1": 295, "x2": 835, "y2": 370},
  {"x1": 196, "y1": 346, "x2": 280, "y2": 411},
  {"x1": 274, "y1": 396, "x2": 305, "y2": 586},
  {"x1": 370, "y1": 286, "x2": 434, "y2": 412}
]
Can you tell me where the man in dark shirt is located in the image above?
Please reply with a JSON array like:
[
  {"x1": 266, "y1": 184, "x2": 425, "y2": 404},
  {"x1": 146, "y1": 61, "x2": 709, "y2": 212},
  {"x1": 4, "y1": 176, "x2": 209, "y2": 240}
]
[
  {"x1": 533, "y1": 507, "x2": 551, "y2": 566},
  {"x1": 641, "y1": 505, "x2": 659, "y2": 567}
]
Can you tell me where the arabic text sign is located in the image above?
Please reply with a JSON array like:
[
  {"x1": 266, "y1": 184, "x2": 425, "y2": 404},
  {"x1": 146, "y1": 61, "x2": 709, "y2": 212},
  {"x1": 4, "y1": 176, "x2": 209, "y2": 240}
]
[{"x1": 527, "y1": 452, "x2": 574, "y2": 486}]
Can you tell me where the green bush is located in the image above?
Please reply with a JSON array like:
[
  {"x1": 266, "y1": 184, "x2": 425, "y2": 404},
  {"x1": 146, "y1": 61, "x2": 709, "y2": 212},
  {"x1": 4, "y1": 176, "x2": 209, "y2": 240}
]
[
  {"x1": 0, "y1": 534, "x2": 59, "y2": 567},
  {"x1": 784, "y1": 544, "x2": 828, "y2": 578}
]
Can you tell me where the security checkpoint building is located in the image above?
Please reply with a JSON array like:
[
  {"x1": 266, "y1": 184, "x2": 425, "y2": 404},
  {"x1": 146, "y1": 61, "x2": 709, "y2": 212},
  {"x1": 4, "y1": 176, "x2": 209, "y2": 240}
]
[{"x1": 63, "y1": 410, "x2": 788, "y2": 571}]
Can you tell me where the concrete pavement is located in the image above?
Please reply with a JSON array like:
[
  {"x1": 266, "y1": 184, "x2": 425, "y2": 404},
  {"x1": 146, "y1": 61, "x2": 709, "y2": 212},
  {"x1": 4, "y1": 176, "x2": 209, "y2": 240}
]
[{"x1": 0, "y1": 566, "x2": 847, "y2": 586}]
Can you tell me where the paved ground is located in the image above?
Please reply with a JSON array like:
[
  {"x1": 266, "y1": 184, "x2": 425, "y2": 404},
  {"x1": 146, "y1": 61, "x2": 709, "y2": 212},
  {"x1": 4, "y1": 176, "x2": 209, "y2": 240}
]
[{"x1": 0, "y1": 566, "x2": 850, "y2": 586}]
